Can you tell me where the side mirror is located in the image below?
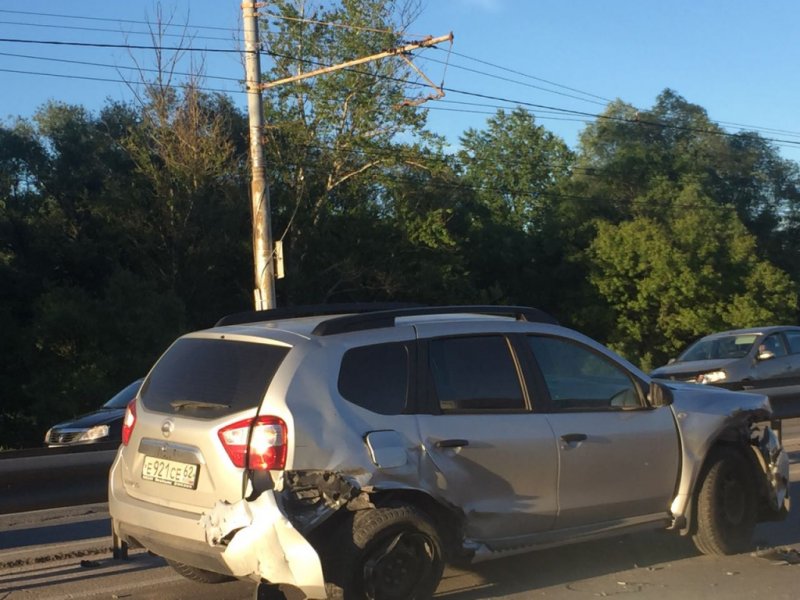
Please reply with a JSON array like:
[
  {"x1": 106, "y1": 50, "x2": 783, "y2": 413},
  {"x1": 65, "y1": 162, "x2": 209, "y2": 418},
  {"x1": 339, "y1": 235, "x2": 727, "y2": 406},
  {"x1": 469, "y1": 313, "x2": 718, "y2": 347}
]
[
  {"x1": 649, "y1": 381, "x2": 674, "y2": 408},
  {"x1": 757, "y1": 350, "x2": 775, "y2": 362},
  {"x1": 667, "y1": 357, "x2": 676, "y2": 365}
]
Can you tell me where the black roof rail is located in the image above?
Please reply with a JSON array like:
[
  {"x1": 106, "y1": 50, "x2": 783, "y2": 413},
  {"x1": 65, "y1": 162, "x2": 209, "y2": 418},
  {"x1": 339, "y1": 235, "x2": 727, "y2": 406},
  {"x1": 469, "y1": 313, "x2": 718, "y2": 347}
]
[
  {"x1": 214, "y1": 302, "x2": 424, "y2": 327},
  {"x1": 311, "y1": 305, "x2": 558, "y2": 336}
]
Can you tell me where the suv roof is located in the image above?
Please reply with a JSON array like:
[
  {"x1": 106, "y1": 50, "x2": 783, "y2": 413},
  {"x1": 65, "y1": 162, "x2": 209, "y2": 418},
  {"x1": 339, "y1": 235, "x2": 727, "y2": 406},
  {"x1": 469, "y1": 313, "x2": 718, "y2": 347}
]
[{"x1": 215, "y1": 304, "x2": 558, "y2": 335}]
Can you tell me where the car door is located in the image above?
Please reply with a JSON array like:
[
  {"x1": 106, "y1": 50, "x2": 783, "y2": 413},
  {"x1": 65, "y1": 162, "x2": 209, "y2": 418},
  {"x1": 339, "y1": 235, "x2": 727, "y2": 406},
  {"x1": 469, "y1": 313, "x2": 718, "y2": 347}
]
[
  {"x1": 414, "y1": 326, "x2": 558, "y2": 546},
  {"x1": 750, "y1": 333, "x2": 795, "y2": 388},
  {"x1": 526, "y1": 335, "x2": 680, "y2": 531},
  {"x1": 783, "y1": 330, "x2": 800, "y2": 385}
]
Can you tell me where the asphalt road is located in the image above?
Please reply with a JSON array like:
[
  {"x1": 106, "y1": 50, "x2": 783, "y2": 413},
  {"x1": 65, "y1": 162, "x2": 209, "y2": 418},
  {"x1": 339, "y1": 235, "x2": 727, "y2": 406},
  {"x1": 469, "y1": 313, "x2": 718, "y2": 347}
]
[{"x1": 2, "y1": 420, "x2": 800, "y2": 599}]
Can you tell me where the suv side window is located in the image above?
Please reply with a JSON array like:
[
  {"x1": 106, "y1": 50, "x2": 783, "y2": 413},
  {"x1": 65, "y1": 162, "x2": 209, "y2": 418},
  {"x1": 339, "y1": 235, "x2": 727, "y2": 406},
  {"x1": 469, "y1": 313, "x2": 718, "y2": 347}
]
[
  {"x1": 338, "y1": 342, "x2": 410, "y2": 414},
  {"x1": 528, "y1": 336, "x2": 642, "y2": 411},
  {"x1": 428, "y1": 336, "x2": 526, "y2": 412}
]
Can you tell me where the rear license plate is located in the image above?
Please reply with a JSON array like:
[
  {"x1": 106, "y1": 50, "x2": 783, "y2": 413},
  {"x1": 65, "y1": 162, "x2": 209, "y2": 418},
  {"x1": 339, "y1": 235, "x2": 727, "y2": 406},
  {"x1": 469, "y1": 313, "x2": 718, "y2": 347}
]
[{"x1": 141, "y1": 456, "x2": 199, "y2": 489}]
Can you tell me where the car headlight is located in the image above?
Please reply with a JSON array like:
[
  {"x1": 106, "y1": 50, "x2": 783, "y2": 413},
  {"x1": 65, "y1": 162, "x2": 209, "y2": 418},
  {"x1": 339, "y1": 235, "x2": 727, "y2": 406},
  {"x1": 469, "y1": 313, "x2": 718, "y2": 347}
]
[
  {"x1": 77, "y1": 424, "x2": 110, "y2": 442},
  {"x1": 696, "y1": 370, "x2": 726, "y2": 384}
]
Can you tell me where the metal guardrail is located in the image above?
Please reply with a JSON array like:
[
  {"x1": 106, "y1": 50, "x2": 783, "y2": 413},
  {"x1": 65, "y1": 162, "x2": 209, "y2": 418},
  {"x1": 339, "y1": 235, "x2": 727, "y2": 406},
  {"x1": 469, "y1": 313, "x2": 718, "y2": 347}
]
[{"x1": 0, "y1": 443, "x2": 118, "y2": 514}]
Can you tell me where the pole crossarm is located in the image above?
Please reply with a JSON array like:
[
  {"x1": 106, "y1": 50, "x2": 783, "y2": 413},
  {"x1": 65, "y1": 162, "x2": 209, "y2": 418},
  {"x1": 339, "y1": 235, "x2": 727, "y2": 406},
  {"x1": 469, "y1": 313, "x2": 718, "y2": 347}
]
[{"x1": 260, "y1": 33, "x2": 454, "y2": 89}]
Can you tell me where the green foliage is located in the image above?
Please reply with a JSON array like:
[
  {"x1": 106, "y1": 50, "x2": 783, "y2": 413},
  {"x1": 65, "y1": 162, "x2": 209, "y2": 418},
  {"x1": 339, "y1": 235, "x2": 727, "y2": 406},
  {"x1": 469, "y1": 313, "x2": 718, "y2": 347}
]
[
  {"x1": 589, "y1": 184, "x2": 797, "y2": 369},
  {"x1": 1, "y1": 1, "x2": 799, "y2": 446}
]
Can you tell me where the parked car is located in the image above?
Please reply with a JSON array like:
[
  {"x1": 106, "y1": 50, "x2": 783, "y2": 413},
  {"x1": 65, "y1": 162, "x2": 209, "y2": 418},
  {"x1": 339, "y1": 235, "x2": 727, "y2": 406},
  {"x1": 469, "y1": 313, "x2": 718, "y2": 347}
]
[
  {"x1": 651, "y1": 326, "x2": 800, "y2": 389},
  {"x1": 45, "y1": 379, "x2": 144, "y2": 447},
  {"x1": 108, "y1": 306, "x2": 789, "y2": 600}
]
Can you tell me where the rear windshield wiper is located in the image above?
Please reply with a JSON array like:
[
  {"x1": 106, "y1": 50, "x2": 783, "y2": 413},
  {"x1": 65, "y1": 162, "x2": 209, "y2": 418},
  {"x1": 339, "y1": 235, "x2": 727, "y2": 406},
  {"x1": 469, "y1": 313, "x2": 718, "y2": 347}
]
[{"x1": 169, "y1": 399, "x2": 231, "y2": 410}]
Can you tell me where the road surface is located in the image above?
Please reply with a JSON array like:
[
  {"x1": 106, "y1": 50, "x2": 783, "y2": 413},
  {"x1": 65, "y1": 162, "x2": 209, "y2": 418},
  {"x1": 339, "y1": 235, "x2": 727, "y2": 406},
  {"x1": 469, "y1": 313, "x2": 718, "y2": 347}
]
[{"x1": 2, "y1": 420, "x2": 800, "y2": 599}]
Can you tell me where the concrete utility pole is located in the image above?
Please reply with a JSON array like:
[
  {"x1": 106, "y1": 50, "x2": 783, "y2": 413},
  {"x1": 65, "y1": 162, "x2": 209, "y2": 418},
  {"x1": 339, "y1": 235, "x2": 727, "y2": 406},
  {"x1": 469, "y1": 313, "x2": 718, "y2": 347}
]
[
  {"x1": 241, "y1": 0, "x2": 451, "y2": 310},
  {"x1": 242, "y1": 1, "x2": 276, "y2": 310}
]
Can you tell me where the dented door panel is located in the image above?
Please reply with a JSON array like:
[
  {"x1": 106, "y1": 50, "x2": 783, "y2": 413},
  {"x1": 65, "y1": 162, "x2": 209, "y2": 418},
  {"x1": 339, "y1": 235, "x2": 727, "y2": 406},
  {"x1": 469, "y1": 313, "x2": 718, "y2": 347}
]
[{"x1": 415, "y1": 413, "x2": 558, "y2": 542}]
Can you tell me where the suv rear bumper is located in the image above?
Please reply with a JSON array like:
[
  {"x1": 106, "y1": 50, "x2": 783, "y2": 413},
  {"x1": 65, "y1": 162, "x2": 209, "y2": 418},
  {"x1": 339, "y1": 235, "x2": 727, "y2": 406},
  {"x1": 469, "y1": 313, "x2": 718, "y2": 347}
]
[{"x1": 108, "y1": 453, "x2": 326, "y2": 598}]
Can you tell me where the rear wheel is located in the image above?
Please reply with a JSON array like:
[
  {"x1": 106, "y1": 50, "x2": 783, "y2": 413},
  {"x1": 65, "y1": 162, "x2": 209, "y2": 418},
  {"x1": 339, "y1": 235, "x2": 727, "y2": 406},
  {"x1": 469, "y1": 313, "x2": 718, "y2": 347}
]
[
  {"x1": 324, "y1": 505, "x2": 444, "y2": 600},
  {"x1": 692, "y1": 447, "x2": 757, "y2": 555},
  {"x1": 166, "y1": 559, "x2": 236, "y2": 584}
]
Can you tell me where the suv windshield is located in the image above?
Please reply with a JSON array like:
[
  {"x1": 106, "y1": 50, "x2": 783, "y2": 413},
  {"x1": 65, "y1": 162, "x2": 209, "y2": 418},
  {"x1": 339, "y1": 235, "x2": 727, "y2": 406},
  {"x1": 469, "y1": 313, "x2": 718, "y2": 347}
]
[
  {"x1": 140, "y1": 338, "x2": 290, "y2": 417},
  {"x1": 678, "y1": 334, "x2": 758, "y2": 362}
]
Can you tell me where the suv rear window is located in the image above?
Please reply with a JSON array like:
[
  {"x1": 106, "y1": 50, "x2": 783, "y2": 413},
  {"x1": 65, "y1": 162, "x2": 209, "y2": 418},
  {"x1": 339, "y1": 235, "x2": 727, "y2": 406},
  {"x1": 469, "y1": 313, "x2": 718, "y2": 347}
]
[{"x1": 140, "y1": 338, "x2": 290, "y2": 417}]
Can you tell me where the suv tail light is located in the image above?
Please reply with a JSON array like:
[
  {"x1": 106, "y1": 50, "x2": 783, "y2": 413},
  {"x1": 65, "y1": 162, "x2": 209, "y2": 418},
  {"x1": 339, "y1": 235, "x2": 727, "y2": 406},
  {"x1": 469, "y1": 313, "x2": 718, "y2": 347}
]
[
  {"x1": 218, "y1": 416, "x2": 287, "y2": 470},
  {"x1": 121, "y1": 399, "x2": 137, "y2": 446}
]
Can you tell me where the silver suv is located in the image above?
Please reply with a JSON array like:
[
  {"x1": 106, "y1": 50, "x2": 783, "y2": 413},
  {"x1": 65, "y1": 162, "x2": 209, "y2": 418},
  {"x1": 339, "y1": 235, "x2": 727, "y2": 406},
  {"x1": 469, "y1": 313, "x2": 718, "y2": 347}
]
[{"x1": 109, "y1": 306, "x2": 789, "y2": 600}]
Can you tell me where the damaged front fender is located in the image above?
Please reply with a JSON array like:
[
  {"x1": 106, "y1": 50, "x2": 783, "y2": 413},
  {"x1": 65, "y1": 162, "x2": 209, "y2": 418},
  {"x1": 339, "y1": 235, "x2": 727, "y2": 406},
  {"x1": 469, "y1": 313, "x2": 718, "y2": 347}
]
[
  {"x1": 753, "y1": 425, "x2": 790, "y2": 517},
  {"x1": 199, "y1": 492, "x2": 326, "y2": 599}
]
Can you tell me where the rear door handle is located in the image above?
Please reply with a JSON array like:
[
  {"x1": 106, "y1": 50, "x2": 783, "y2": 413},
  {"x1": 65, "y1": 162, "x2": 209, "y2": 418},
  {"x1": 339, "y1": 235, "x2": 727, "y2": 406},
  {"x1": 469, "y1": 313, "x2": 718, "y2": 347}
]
[
  {"x1": 560, "y1": 433, "x2": 587, "y2": 444},
  {"x1": 435, "y1": 439, "x2": 469, "y2": 449}
]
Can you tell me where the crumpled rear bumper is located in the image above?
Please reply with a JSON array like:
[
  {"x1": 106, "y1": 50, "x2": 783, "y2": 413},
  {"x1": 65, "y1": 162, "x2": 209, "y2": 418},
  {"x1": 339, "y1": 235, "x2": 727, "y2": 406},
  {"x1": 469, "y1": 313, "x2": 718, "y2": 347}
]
[
  {"x1": 110, "y1": 457, "x2": 326, "y2": 598},
  {"x1": 199, "y1": 493, "x2": 326, "y2": 598}
]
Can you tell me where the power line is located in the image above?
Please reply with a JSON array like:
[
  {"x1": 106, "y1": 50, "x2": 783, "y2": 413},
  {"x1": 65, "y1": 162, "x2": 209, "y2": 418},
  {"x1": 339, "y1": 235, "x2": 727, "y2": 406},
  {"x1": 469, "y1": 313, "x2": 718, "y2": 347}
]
[
  {"x1": 0, "y1": 8, "x2": 235, "y2": 33},
  {"x1": 0, "y1": 67, "x2": 241, "y2": 96},
  {"x1": 0, "y1": 37, "x2": 242, "y2": 54},
  {"x1": 432, "y1": 46, "x2": 615, "y2": 104},
  {"x1": 0, "y1": 19, "x2": 236, "y2": 43},
  {"x1": 0, "y1": 52, "x2": 244, "y2": 83},
  {"x1": 416, "y1": 53, "x2": 607, "y2": 107},
  {"x1": 0, "y1": 51, "x2": 244, "y2": 83},
  {"x1": 3, "y1": 37, "x2": 800, "y2": 150}
]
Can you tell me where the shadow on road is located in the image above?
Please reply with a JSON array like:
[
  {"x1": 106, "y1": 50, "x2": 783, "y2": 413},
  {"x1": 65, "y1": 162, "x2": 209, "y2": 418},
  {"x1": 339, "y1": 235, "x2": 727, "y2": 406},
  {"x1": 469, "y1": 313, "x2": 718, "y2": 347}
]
[{"x1": 436, "y1": 481, "x2": 800, "y2": 599}]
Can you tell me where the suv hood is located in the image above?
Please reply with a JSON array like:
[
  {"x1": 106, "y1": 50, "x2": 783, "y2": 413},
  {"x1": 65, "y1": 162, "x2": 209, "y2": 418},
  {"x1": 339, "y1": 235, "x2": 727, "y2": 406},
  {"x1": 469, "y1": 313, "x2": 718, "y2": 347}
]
[
  {"x1": 668, "y1": 381, "x2": 771, "y2": 419},
  {"x1": 651, "y1": 358, "x2": 739, "y2": 379}
]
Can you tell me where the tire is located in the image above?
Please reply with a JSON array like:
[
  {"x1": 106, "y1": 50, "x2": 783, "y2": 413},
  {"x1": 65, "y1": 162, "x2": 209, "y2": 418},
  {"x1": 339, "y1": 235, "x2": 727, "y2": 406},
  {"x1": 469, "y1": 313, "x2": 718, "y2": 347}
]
[
  {"x1": 166, "y1": 559, "x2": 236, "y2": 584},
  {"x1": 323, "y1": 505, "x2": 444, "y2": 600},
  {"x1": 692, "y1": 447, "x2": 757, "y2": 555}
]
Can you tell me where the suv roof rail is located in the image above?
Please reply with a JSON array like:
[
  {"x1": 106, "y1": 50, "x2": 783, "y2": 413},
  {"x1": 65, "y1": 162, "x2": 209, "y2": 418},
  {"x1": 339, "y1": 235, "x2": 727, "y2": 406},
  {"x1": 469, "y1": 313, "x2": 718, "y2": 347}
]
[
  {"x1": 215, "y1": 302, "x2": 424, "y2": 327},
  {"x1": 311, "y1": 305, "x2": 558, "y2": 336}
]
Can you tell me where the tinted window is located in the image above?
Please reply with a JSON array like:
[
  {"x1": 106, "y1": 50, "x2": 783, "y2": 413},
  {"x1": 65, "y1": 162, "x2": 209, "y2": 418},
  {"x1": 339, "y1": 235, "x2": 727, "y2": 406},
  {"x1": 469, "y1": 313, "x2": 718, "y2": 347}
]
[
  {"x1": 528, "y1": 336, "x2": 641, "y2": 411},
  {"x1": 338, "y1": 342, "x2": 409, "y2": 414},
  {"x1": 785, "y1": 331, "x2": 800, "y2": 354},
  {"x1": 429, "y1": 336, "x2": 525, "y2": 411},
  {"x1": 760, "y1": 334, "x2": 788, "y2": 357},
  {"x1": 141, "y1": 338, "x2": 289, "y2": 417}
]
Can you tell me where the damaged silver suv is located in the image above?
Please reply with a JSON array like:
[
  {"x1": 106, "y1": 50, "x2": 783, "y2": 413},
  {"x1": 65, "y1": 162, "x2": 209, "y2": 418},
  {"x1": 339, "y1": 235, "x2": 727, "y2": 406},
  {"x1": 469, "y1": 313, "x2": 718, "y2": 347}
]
[{"x1": 109, "y1": 305, "x2": 789, "y2": 599}]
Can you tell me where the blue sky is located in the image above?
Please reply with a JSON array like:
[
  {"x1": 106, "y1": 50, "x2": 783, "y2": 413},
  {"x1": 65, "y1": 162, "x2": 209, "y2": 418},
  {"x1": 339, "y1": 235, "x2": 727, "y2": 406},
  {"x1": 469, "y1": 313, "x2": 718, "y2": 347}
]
[{"x1": 1, "y1": 0, "x2": 799, "y2": 162}]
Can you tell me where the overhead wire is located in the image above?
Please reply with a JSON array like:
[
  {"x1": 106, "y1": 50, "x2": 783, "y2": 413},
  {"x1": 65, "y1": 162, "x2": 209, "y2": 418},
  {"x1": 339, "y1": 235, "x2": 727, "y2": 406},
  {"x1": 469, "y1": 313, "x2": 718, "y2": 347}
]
[
  {"x1": 0, "y1": 19, "x2": 237, "y2": 43},
  {"x1": 3, "y1": 9, "x2": 800, "y2": 144},
  {"x1": 2, "y1": 36, "x2": 800, "y2": 150}
]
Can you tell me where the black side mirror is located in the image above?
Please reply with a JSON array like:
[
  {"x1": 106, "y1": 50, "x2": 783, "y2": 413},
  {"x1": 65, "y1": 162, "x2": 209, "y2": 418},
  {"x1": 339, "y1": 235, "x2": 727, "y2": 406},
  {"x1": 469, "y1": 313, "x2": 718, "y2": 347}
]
[{"x1": 649, "y1": 381, "x2": 674, "y2": 407}]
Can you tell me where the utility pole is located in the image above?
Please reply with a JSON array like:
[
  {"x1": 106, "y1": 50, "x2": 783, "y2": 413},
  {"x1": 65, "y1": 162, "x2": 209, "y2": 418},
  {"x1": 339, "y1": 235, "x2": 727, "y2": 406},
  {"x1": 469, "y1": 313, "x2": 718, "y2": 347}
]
[
  {"x1": 241, "y1": 0, "x2": 451, "y2": 310},
  {"x1": 242, "y1": 1, "x2": 275, "y2": 310}
]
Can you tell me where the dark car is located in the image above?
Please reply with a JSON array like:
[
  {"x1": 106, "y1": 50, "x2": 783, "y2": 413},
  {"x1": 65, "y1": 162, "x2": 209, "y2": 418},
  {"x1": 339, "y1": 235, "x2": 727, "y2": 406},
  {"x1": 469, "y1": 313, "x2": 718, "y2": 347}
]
[
  {"x1": 651, "y1": 326, "x2": 800, "y2": 390},
  {"x1": 45, "y1": 379, "x2": 143, "y2": 447}
]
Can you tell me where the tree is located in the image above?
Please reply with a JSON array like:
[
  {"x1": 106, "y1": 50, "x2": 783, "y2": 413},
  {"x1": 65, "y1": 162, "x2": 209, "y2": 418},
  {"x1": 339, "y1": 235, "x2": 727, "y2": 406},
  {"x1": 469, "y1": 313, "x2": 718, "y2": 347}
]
[
  {"x1": 589, "y1": 181, "x2": 797, "y2": 369},
  {"x1": 261, "y1": 0, "x2": 450, "y2": 303}
]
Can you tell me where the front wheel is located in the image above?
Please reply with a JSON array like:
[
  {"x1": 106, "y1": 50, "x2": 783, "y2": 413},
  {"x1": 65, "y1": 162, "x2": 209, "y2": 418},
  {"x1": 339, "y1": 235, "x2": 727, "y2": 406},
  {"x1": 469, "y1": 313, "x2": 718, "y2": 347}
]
[
  {"x1": 692, "y1": 447, "x2": 757, "y2": 555},
  {"x1": 324, "y1": 505, "x2": 444, "y2": 600}
]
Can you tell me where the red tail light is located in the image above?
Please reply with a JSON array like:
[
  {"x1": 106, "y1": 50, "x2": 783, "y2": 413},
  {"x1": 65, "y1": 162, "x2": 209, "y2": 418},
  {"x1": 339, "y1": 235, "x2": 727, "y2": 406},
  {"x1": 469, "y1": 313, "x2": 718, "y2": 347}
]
[
  {"x1": 218, "y1": 416, "x2": 287, "y2": 470},
  {"x1": 121, "y1": 399, "x2": 137, "y2": 446}
]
